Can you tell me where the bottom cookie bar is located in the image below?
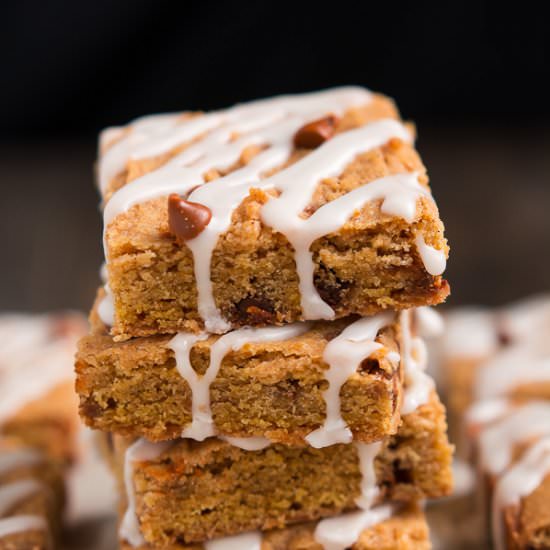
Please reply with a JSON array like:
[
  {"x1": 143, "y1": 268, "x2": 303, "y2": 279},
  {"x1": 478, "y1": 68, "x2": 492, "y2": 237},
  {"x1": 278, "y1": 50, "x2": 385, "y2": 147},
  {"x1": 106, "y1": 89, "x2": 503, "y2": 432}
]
[
  {"x1": 112, "y1": 392, "x2": 451, "y2": 546},
  {"x1": 120, "y1": 504, "x2": 430, "y2": 550}
]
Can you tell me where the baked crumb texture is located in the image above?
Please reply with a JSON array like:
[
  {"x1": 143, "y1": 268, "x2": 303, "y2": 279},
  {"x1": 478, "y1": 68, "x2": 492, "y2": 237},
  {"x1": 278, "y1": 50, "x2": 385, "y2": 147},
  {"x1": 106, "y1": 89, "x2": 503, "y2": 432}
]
[
  {"x1": 0, "y1": 439, "x2": 65, "y2": 550},
  {"x1": 120, "y1": 505, "x2": 431, "y2": 550},
  {"x1": 82, "y1": 87, "x2": 455, "y2": 548},
  {"x1": 77, "y1": 312, "x2": 402, "y2": 445},
  {"x1": 113, "y1": 393, "x2": 451, "y2": 546},
  {"x1": 99, "y1": 88, "x2": 449, "y2": 340}
]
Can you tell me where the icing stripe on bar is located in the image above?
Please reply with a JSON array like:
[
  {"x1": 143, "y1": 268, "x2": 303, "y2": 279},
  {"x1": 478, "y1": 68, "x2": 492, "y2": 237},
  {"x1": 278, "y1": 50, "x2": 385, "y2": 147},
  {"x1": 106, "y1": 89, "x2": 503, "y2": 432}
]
[
  {"x1": 314, "y1": 504, "x2": 394, "y2": 550},
  {"x1": 119, "y1": 439, "x2": 171, "y2": 547},
  {"x1": 99, "y1": 87, "x2": 371, "y2": 194},
  {"x1": 168, "y1": 324, "x2": 310, "y2": 441},
  {"x1": 0, "y1": 479, "x2": 43, "y2": 516},
  {"x1": 205, "y1": 531, "x2": 262, "y2": 550},
  {"x1": 492, "y1": 437, "x2": 550, "y2": 550},
  {"x1": 306, "y1": 313, "x2": 395, "y2": 448},
  {"x1": 479, "y1": 401, "x2": 550, "y2": 475},
  {"x1": 400, "y1": 310, "x2": 434, "y2": 414},
  {"x1": 0, "y1": 515, "x2": 47, "y2": 539},
  {"x1": 0, "y1": 449, "x2": 43, "y2": 476}
]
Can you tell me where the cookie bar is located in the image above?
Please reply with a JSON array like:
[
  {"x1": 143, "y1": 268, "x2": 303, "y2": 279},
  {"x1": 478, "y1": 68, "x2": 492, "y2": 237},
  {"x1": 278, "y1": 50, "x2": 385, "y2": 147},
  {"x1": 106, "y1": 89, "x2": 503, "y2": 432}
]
[
  {"x1": 112, "y1": 392, "x2": 451, "y2": 546},
  {"x1": 77, "y1": 302, "x2": 403, "y2": 445},
  {"x1": 119, "y1": 504, "x2": 430, "y2": 550},
  {"x1": 497, "y1": 438, "x2": 550, "y2": 550},
  {"x1": 436, "y1": 296, "x2": 550, "y2": 444},
  {"x1": 98, "y1": 87, "x2": 449, "y2": 340},
  {"x1": 466, "y1": 401, "x2": 550, "y2": 550},
  {"x1": 0, "y1": 439, "x2": 65, "y2": 550},
  {"x1": 0, "y1": 312, "x2": 87, "y2": 464}
]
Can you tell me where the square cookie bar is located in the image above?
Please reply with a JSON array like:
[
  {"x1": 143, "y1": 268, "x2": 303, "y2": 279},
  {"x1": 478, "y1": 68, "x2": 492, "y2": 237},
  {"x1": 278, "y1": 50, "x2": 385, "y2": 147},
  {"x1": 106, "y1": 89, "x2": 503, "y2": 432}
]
[
  {"x1": 77, "y1": 306, "x2": 403, "y2": 446},
  {"x1": 99, "y1": 87, "x2": 449, "y2": 339},
  {"x1": 112, "y1": 393, "x2": 451, "y2": 546}
]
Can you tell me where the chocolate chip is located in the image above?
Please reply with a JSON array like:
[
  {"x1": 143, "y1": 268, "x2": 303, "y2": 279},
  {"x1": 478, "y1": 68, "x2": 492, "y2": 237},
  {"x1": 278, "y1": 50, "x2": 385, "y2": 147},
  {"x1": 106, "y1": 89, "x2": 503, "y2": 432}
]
[
  {"x1": 235, "y1": 297, "x2": 276, "y2": 325},
  {"x1": 358, "y1": 358, "x2": 391, "y2": 379},
  {"x1": 168, "y1": 193, "x2": 212, "y2": 241},
  {"x1": 293, "y1": 115, "x2": 339, "y2": 149},
  {"x1": 314, "y1": 264, "x2": 351, "y2": 307},
  {"x1": 393, "y1": 462, "x2": 414, "y2": 484},
  {"x1": 81, "y1": 398, "x2": 102, "y2": 418}
]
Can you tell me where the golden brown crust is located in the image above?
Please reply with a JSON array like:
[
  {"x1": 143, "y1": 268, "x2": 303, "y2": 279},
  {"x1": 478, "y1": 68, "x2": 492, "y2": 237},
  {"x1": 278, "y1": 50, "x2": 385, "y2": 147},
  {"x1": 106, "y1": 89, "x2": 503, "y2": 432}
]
[
  {"x1": 77, "y1": 301, "x2": 403, "y2": 444},
  {"x1": 112, "y1": 393, "x2": 451, "y2": 545},
  {"x1": 102, "y1": 95, "x2": 449, "y2": 340},
  {"x1": 120, "y1": 505, "x2": 430, "y2": 549}
]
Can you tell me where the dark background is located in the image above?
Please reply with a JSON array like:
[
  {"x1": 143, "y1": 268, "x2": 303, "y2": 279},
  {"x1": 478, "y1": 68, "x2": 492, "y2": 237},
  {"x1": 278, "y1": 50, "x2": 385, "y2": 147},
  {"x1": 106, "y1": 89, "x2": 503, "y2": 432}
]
[{"x1": 1, "y1": 1, "x2": 548, "y2": 313}]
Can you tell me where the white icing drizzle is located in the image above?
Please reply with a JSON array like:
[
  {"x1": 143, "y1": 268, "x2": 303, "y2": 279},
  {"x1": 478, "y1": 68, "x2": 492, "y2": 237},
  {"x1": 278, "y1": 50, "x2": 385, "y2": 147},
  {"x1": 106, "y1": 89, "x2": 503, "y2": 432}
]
[
  {"x1": 97, "y1": 264, "x2": 115, "y2": 326},
  {"x1": 497, "y1": 294, "x2": 550, "y2": 348},
  {"x1": 0, "y1": 479, "x2": 43, "y2": 516},
  {"x1": 0, "y1": 515, "x2": 47, "y2": 539},
  {"x1": 260, "y1": 121, "x2": 416, "y2": 319},
  {"x1": 169, "y1": 324, "x2": 310, "y2": 441},
  {"x1": 167, "y1": 332, "x2": 211, "y2": 439},
  {"x1": 306, "y1": 314, "x2": 394, "y2": 448},
  {"x1": 99, "y1": 262, "x2": 108, "y2": 283},
  {"x1": 475, "y1": 348, "x2": 550, "y2": 401},
  {"x1": 219, "y1": 436, "x2": 271, "y2": 451},
  {"x1": 492, "y1": 437, "x2": 550, "y2": 550},
  {"x1": 314, "y1": 439, "x2": 389, "y2": 550},
  {"x1": 0, "y1": 449, "x2": 43, "y2": 476},
  {"x1": 441, "y1": 308, "x2": 498, "y2": 359},
  {"x1": 204, "y1": 531, "x2": 262, "y2": 550},
  {"x1": 101, "y1": 87, "x2": 442, "y2": 332},
  {"x1": 465, "y1": 398, "x2": 511, "y2": 428},
  {"x1": 414, "y1": 234, "x2": 446, "y2": 276},
  {"x1": 99, "y1": 88, "x2": 371, "y2": 194},
  {"x1": 451, "y1": 459, "x2": 475, "y2": 498},
  {"x1": 354, "y1": 441, "x2": 383, "y2": 509},
  {"x1": 97, "y1": 284, "x2": 115, "y2": 327},
  {"x1": 120, "y1": 439, "x2": 171, "y2": 547},
  {"x1": 0, "y1": 313, "x2": 84, "y2": 423},
  {"x1": 415, "y1": 306, "x2": 444, "y2": 339},
  {"x1": 314, "y1": 504, "x2": 394, "y2": 550},
  {"x1": 99, "y1": 113, "x2": 184, "y2": 193},
  {"x1": 400, "y1": 310, "x2": 434, "y2": 414},
  {"x1": 478, "y1": 401, "x2": 550, "y2": 475}
]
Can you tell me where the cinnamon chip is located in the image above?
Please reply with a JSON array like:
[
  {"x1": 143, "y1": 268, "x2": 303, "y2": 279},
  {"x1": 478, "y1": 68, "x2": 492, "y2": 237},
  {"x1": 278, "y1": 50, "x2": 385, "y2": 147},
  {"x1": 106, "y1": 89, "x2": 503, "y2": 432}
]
[
  {"x1": 293, "y1": 115, "x2": 339, "y2": 149},
  {"x1": 168, "y1": 194, "x2": 212, "y2": 241}
]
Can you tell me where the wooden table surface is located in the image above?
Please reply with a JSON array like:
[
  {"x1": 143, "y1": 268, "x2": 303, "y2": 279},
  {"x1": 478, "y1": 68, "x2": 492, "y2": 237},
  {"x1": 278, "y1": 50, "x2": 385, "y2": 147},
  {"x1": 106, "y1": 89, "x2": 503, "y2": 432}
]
[{"x1": 1, "y1": 124, "x2": 549, "y2": 314}]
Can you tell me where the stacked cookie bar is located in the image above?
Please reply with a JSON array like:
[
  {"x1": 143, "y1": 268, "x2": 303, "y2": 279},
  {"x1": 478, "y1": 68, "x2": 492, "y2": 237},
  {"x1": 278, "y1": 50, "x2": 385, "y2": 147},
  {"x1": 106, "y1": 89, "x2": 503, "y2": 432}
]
[
  {"x1": 438, "y1": 296, "x2": 550, "y2": 549},
  {"x1": 76, "y1": 87, "x2": 453, "y2": 548}
]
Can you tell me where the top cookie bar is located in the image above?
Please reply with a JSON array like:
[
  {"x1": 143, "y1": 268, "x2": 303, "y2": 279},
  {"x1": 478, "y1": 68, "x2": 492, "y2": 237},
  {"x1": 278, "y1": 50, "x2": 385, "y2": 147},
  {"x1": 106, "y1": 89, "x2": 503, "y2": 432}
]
[{"x1": 99, "y1": 87, "x2": 449, "y2": 339}]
